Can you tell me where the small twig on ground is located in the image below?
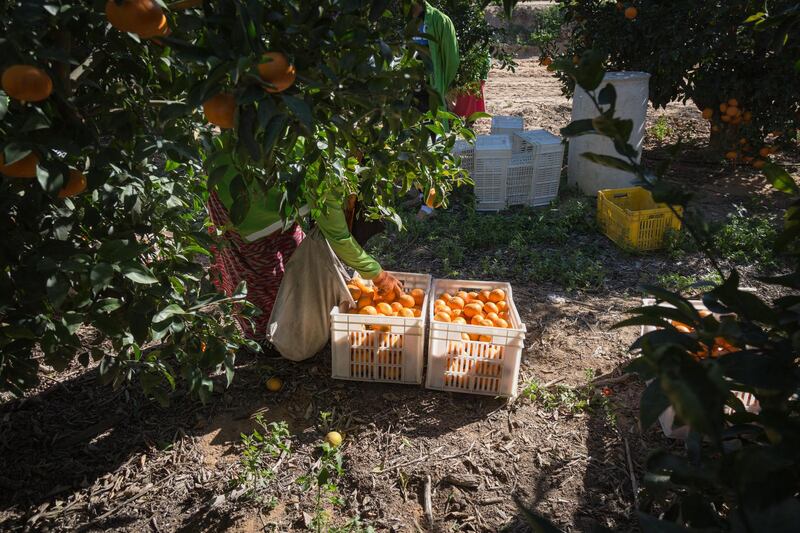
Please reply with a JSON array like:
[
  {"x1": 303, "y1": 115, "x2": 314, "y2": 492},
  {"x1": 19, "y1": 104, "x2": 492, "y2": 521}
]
[
  {"x1": 542, "y1": 377, "x2": 566, "y2": 389},
  {"x1": 592, "y1": 373, "x2": 635, "y2": 387},
  {"x1": 374, "y1": 442, "x2": 475, "y2": 474},
  {"x1": 423, "y1": 475, "x2": 433, "y2": 526},
  {"x1": 623, "y1": 436, "x2": 639, "y2": 509}
]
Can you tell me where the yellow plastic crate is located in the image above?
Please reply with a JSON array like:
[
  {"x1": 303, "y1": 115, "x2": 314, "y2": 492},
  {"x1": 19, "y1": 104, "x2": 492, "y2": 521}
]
[{"x1": 597, "y1": 187, "x2": 682, "y2": 251}]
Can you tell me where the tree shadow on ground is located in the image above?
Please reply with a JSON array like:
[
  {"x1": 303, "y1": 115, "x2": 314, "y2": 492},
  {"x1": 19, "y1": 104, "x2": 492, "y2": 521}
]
[{"x1": 0, "y1": 345, "x2": 494, "y2": 530}]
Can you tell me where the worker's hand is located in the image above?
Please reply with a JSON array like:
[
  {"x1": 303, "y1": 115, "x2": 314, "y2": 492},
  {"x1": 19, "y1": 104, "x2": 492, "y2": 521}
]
[{"x1": 373, "y1": 270, "x2": 403, "y2": 299}]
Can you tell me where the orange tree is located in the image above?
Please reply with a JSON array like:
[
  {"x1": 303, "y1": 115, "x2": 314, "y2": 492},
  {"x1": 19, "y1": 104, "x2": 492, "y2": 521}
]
[
  {"x1": 547, "y1": 0, "x2": 800, "y2": 167},
  {"x1": 0, "y1": 0, "x2": 470, "y2": 402}
]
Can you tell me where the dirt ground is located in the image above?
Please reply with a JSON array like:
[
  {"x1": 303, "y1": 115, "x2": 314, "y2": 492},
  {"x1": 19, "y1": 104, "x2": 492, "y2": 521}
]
[{"x1": 1, "y1": 59, "x2": 798, "y2": 533}]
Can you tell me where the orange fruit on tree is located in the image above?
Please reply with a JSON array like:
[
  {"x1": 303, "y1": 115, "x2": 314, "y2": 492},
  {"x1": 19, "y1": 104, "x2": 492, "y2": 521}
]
[
  {"x1": 753, "y1": 159, "x2": 766, "y2": 170},
  {"x1": 759, "y1": 147, "x2": 771, "y2": 158},
  {"x1": 624, "y1": 6, "x2": 637, "y2": 19},
  {"x1": 725, "y1": 151, "x2": 738, "y2": 161},
  {"x1": 719, "y1": 102, "x2": 728, "y2": 113},
  {"x1": 721, "y1": 115, "x2": 731, "y2": 123},
  {"x1": 701, "y1": 108, "x2": 714, "y2": 120},
  {"x1": 58, "y1": 170, "x2": 88, "y2": 198},
  {"x1": 743, "y1": 111, "x2": 752, "y2": 123},
  {"x1": 0, "y1": 151, "x2": 39, "y2": 178},
  {"x1": 727, "y1": 98, "x2": 739, "y2": 107},
  {"x1": 1, "y1": 65, "x2": 53, "y2": 102},
  {"x1": 725, "y1": 106, "x2": 740, "y2": 117},
  {"x1": 540, "y1": 57, "x2": 553, "y2": 67},
  {"x1": 105, "y1": 0, "x2": 165, "y2": 37},
  {"x1": 258, "y1": 52, "x2": 296, "y2": 93},
  {"x1": 203, "y1": 93, "x2": 236, "y2": 129}
]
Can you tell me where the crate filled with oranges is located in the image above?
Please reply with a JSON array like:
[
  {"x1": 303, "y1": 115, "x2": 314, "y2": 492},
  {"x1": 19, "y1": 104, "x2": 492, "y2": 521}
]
[
  {"x1": 330, "y1": 272, "x2": 431, "y2": 385},
  {"x1": 426, "y1": 279, "x2": 526, "y2": 397},
  {"x1": 641, "y1": 299, "x2": 759, "y2": 439}
]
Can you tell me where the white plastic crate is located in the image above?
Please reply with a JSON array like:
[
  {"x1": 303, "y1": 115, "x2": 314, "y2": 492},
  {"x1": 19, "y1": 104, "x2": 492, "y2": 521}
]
[
  {"x1": 506, "y1": 155, "x2": 535, "y2": 207},
  {"x1": 473, "y1": 135, "x2": 512, "y2": 212},
  {"x1": 331, "y1": 272, "x2": 431, "y2": 385},
  {"x1": 490, "y1": 115, "x2": 524, "y2": 136},
  {"x1": 452, "y1": 139, "x2": 474, "y2": 174},
  {"x1": 513, "y1": 130, "x2": 564, "y2": 207},
  {"x1": 640, "y1": 298, "x2": 760, "y2": 439},
  {"x1": 426, "y1": 279, "x2": 527, "y2": 397}
]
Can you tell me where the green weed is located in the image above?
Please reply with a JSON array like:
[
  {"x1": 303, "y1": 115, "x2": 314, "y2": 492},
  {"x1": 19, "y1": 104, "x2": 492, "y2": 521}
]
[
  {"x1": 713, "y1": 208, "x2": 779, "y2": 267},
  {"x1": 522, "y1": 370, "x2": 615, "y2": 425},
  {"x1": 234, "y1": 415, "x2": 291, "y2": 508},
  {"x1": 657, "y1": 272, "x2": 722, "y2": 293},
  {"x1": 650, "y1": 115, "x2": 673, "y2": 142}
]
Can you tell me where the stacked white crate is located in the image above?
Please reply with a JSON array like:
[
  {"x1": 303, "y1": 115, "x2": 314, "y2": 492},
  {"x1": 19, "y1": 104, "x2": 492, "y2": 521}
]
[
  {"x1": 506, "y1": 155, "x2": 535, "y2": 207},
  {"x1": 473, "y1": 135, "x2": 512, "y2": 211},
  {"x1": 512, "y1": 130, "x2": 565, "y2": 207},
  {"x1": 490, "y1": 115, "x2": 524, "y2": 136},
  {"x1": 452, "y1": 139, "x2": 474, "y2": 174}
]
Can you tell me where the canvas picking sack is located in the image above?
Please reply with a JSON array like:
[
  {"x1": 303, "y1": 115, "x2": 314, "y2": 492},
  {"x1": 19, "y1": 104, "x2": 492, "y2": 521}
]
[{"x1": 267, "y1": 227, "x2": 355, "y2": 361}]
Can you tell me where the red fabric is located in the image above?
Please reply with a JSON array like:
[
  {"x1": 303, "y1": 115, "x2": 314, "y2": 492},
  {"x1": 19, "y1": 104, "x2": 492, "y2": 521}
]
[
  {"x1": 452, "y1": 80, "x2": 486, "y2": 118},
  {"x1": 207, "y1": 192, "x2": 304, "y2": 340}
]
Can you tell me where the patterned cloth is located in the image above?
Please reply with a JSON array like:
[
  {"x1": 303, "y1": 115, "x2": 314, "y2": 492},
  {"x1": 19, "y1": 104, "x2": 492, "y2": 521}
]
[{"x1": 207, "y1": 191, "x2": 305, "y2": 340}]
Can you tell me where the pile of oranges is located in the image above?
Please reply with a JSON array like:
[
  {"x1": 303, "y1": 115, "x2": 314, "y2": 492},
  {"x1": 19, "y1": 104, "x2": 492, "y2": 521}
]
[
  {"x1": 669, "y1": 312, "x2": 739, "y2": 361},
  {"x1": 432, "y1": 288, "x2": 511, "y2": 342},
  {"x1": 347, "y1": 277, "x2": 425, "y2": 319},
  {"x1": 700, "y1": 99, "x2": 779, "y2": 169}
]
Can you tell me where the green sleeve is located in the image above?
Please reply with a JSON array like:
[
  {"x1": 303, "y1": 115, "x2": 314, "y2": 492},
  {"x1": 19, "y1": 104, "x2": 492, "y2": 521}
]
[
  {"x1": 425, "y1": 2, "x2": 460, "y2": 105},
  {"x1": 314, "y1": 193, "x2": 382, "y2": 280}
]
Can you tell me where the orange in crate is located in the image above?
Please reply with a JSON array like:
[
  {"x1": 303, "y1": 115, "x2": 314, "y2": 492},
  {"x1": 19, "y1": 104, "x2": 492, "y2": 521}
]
[
  {"x1": 426, "y1": 279, "x2": 526, "y2": 397},
  {"x1": 331, "y1": 272, "x2": 431, "y2": 384}
]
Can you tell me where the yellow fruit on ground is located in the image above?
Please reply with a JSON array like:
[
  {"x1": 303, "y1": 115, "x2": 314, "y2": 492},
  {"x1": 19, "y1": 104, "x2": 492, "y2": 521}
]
[
  {"x1": 434, "y1": 312, "x2": 452, "y2": 322},
  {"x1": 489, "y1": 288, "x2": 506, "y2": 303},
  {"x1": 58, "y1": 170, "x2": 88, "y2": 198},
  {"x1": 265, "y1": 376, "x2": 283, "y2": 392},
  {"x1": 360, "y1": 306, "x2": 378, "y2": 315},
  {"x1": 105, "y1": 0, "x2": 164, "y2": 37},
  {"x1": 325, "y1": 431, "x2": 343, "y2": 447},
  {"x1": 411, "y1": 288, "x2": 425, "y2": 306},
  {"x1": 624, "y1": 7, "x2": 637, "y2": 20},
  {"x1": 0, "y1": 151, "x2": 39, "y2": 178},
  {"x1": 203, "y1": 93, "x2": 236, "y2": 129},
  {"x1": 2, "y1": 65, "x2": 53, "y2": 102},
  {"x1": 258, "y1": 52, "x2": 296, "y2": 93},
  {"x1": 701, "y1": 108, "x2": 714, "y2": 120}
]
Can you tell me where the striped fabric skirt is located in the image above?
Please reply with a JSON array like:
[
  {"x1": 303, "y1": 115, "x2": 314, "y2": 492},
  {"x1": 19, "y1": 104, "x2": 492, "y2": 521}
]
[{"x1": 207, "y1": 191, "x2": 305, "y2": 341}]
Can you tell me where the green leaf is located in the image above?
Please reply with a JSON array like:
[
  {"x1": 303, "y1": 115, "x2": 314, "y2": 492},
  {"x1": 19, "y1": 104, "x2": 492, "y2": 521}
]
[
  {"x1": 466, "y1": 111, "x2": 491, "y2": 122},
  {"x1": 581, "y1": 153, "x2": 636, "y2": 173},
  {"x1": 762, "y1": 163, "x2": 799, "y2": 195},
  {"x1": 228, "y1": 175, "x2": 251, "y2": 226},
  {"x1": 0, "y1": 92, "x2": 7, "y2": 120},
  {"x1": 95, "y1": 298, "x2": 123, "y2": 314},
  {"x1": 90, "y1": 263, "x2": 115, "y2": 293},
  {"x1": 122, "y1": 263, "x2": 159, "y2": 285},
  {"x1": 152, "y1": 303, "x2": 186, "y2": 323},
  {"x1": 560, "y1": 119, "x2": 595, "y2": 138},
  {"x1": 575, "y1": 50, "x2": 606, "y2": 92},
  {"x1": 46, "y1": 274, "x2": 70, "y2": 308},
  {"x1": 283, "y1": 95, "x2": 314, "y2": 132},
  {"x1": 640, "y1": 380, "x2": 670, "y2": 429}
]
